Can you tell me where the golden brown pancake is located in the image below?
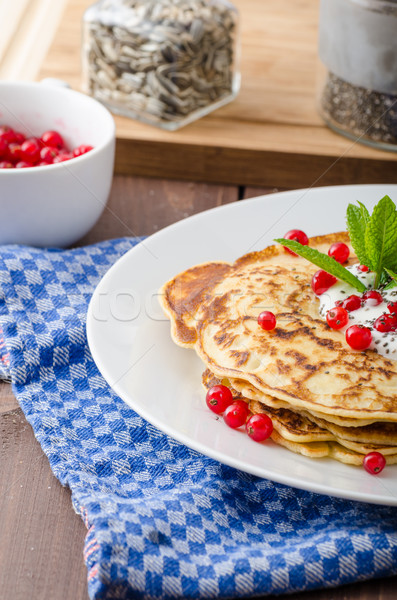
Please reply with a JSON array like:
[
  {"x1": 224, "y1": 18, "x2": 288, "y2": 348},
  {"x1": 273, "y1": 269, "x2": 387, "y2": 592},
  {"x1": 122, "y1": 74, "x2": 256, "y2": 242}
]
[
  {"x1": 202, "y1": 370, "x2": 397, "y2": 463},
  {"x1": 249, "y1": 400, "x2": 397, "y2": 461},
  {"x1": 304, "y1": 412, "x2": 397, "y2": 446},
  {"x1": 202, "y1": 369, "x2": 397, "y2": 441},
  {"x1": 212, "y1": 372, "x2": 379, "y2": 428},
  {"x1": 270, "y1": 432, "x2": 397, "y2": 466}
]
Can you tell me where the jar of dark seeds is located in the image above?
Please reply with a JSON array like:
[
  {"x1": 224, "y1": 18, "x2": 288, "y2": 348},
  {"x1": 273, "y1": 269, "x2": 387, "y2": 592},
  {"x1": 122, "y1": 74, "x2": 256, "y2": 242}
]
[
  {"x1": 318, "y1": 0, "x2": 397, "y2": 151},
  {"x1": 82, "y1": 0, "x2": 240, "y2": 130}
]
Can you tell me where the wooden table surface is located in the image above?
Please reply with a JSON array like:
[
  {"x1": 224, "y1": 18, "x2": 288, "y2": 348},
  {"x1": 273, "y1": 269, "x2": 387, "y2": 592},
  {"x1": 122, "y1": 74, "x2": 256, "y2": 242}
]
[{"x1": 0, "y1": 174, "x2": 396, "y2": 599}]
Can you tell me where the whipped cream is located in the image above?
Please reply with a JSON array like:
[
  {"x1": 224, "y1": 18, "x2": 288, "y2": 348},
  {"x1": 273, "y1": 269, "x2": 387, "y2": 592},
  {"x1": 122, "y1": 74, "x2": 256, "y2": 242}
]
[{"x1": 318, "y1": 264, "x2": 397, "y2": 360}]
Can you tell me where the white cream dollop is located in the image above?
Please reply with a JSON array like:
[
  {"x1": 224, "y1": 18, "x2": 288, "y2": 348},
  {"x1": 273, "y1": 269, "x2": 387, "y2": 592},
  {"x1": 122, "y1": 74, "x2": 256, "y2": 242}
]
[{"x1": 317, "y1": 264, "x2": 397, "y2": 360}]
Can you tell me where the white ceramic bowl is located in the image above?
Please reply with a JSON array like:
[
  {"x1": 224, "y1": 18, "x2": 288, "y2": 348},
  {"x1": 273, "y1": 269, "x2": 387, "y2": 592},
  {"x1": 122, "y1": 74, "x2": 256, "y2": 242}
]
[{"x1": 0, "y1": 80, "x2": 115, "y2": 247}]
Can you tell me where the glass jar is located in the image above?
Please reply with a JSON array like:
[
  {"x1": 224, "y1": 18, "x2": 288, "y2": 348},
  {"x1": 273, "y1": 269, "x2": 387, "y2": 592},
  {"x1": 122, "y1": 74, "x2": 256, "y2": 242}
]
[
  {"x1": 82, "y1": 0, "x2": 240, "y2": 130},
  {"x1": 317, "y1": 0, "x2": 397, "y2": 151}
]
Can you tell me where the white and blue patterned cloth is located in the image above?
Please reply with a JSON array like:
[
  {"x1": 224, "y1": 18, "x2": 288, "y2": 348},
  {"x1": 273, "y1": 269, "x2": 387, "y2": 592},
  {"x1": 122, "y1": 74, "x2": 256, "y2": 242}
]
[{"x1": 0, "y1": 238, "x2": 397, "y2": 600}]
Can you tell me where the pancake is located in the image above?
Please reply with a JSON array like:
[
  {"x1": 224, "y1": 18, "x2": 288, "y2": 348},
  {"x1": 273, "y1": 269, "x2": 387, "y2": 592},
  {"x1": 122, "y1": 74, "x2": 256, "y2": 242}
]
[
  {"x1": 249, "y1": 401, "x2": 397, "y2": 465},
  {"x1": 217, "y1": 373, "x2": 379, "y2": 428},
  {"x1": 160, "y1": 232, "x2": 397, "y2": 422},
  {"x1": 249, "y1": 399, "x2": 397, "y2": 453},
  {"x1": 304, "y1": 412, "x2": 397, "y2": 446},
  {"x1": 204, "y1": 368, "x2": 397, "y2": 447},
  {"x1": 201, "y1": 376, "x2": 397, "y2": 465},
  {"x1": 202, "y1": 368, "x2": 397, "y2": 459},
  {"x1": 202, "y1": 369, "x2": 334, "y2": 442},
  {"x1": 271, "y1": 431, "x2": 397, "y2": 466}
]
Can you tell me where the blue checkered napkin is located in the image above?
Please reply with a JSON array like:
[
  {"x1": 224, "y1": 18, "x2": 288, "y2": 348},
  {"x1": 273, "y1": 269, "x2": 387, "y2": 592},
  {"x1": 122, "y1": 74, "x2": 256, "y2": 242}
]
[{"x1": 1, "y1": 239, "x2": 397, "y2": 600}]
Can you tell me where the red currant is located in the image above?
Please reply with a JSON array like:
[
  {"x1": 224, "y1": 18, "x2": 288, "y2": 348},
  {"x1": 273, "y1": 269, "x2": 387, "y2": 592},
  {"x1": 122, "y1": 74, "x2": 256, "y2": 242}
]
[
  {"x1": 311, "y1": 270, "x2": 337, "y2": 296},
  {"x1": 246, "y1": 414, "x2": 273, "y2": 442},
  {"x1": 373, "y1": 313, "x2": 397, "y2": 333},
  {"x1": 341, "y1": 294, "x2": 362, "y2": 312},
  {"x1": 40, "y1": 146, "x2": 59, "y2": 163},
  {"x1": 0, "y1": 137, "x2": 7, "y2": 158},
  {"x1": 326, "y1": 306, "x2": 349, "y2": 330},
  {"x1": 388, "y1": 302, "x2": 397, "y2": 315},
  {"x1": 0, "y1": 125, "x2": 16, "y2": 143},
  {"x1": 53, "y1": 152, "x2": 73, "y2": 163},
  {"x1": 283, "y1": 229, "x2": 309, "y2": 256},
  {"x1": 14, "y1": 131, "x2": 25, "y2": 144},
  {"x1": 206, "y1": 385, "x2": 233, "y2": 414},
  {"x1": 15, "y1": 161, "x2": 32, "y2": 168},
  {"x1": 257, "y1": 311, "x2": 276, "y2": 331},
  {"x1": 223, "y1": 400, "x2": 250, "y2": 429},
  {"x1": 345, "y1": 324, "x2": 372, "y2": 350},
  {"x1": 41, "y1": 130, "x2": 64, "y2": 149},
  {"x1": 362, "y1": 290, "x2": 383, "y2": 307},
  {"x1": 328, "y1": 242, "x2": 350, "y2": 264},
  {"x1": 6, "y1": 142, "x2": 22, "y2": 163},
  {"x1": 20, "y1": 138, "x2": 40, "y2": 164},
  {"x1": 358, "y1": 265, "x2": 369, "y2": 272},
  {"x1": 363, "y1": 451, "x2": 386, "y2": 475},
  {"x1": 0, "y1": 161, "x2": 13, "y2": 168},
  {"x1": 73, "y1": 144, "x2": 93, "y2": 157}
]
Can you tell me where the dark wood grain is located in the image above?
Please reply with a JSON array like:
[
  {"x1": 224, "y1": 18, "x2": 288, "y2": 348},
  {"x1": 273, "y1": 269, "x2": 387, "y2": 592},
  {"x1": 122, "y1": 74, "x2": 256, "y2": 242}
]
[
  {"x1": 1, "y1": 175, "x2": 396, "y2": 600},
  {"x1": 0, "y1": 382, "x2": 18, "y2": 414},
  {"x1": 243, "y1": 187, "x2": 286, "y2": 200},
  {"x1": 78, "y1": 176, "x2": 238, "y2": 244},
  {"x1": 115, "y1": 139, "x2": 397, "y2": 189},
  {"x1": 0, "y1": 407, "x2": 88, "y2": 600}
]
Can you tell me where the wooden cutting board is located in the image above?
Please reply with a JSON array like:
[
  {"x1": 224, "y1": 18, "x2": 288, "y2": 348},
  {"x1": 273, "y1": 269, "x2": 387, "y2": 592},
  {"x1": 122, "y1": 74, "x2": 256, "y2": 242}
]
[{"x1": 38, "y1": 0, "x2": 397, "y2": 187}]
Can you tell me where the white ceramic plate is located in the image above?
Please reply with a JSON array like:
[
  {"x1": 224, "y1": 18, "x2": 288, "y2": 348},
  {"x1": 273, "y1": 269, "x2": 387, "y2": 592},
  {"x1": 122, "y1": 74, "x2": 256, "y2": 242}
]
[{"x1": 87, "y1": 184, "x2": 397, "y2": 506}]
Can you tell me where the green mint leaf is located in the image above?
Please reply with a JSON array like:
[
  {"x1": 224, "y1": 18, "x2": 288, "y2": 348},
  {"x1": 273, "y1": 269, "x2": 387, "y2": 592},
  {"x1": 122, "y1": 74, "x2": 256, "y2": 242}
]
[
  {"x1": 346, "y1": 202, "x2": 372, "y2": 269},
  {"x1": 357, "y1": 201, "x2": 371, "y2": 223},
  {"x1": 273, "y1": 239, "x2": 366, "y2": 292},
  {"x1": 383, "y1": 268, "x2": 397, "y2": 290},
  {"x1": 365, "y1": 195, "x2": 397, "y2": 287}
]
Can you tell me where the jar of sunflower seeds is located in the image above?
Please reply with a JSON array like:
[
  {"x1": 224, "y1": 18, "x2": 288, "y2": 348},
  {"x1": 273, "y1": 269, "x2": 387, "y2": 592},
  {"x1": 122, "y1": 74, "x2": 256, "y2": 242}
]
[
  {"x1": 317, "y1": 0, "x2": 397, "y2": 151},
  {"x1": 82, "y1": 0, "x2": 240, "y2": 130}
]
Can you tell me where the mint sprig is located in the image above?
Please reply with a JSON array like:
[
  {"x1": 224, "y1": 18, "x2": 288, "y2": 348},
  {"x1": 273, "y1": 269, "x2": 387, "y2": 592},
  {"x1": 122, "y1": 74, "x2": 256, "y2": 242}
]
[
  {"x1": 346, "y1": 201, "x2": 371, "y2": 269},
  {"x1": 364, "y1": 195, "x2": 397, "y2": 288},
  {"x1": 274, "y1": 195, "x2": 397, "y2": 292},
  {"x1": 273, "y1": 239, "x2": 366, "y2": 293}
]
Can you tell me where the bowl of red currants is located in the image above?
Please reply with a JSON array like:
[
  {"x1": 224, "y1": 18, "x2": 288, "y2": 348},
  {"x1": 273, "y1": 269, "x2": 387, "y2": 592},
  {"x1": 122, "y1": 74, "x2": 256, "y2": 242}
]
[{"x1": 0, "y1": 80, "x2": 115, "y2": 247}]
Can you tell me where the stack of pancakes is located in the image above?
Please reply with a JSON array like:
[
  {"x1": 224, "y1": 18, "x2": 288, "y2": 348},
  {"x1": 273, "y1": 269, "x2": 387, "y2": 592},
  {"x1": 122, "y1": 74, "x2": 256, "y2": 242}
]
[{"x1": 159, "y1": 232, "x2": 397, "y2": 465}]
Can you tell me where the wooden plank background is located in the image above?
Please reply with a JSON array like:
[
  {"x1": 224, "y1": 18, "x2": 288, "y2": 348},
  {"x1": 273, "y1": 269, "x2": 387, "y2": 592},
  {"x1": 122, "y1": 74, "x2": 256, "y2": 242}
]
[
  {"x1": 35, "y1": 0, "x2": 397, "y2": 187},
  {"x1": 0, "y1": 0, "x2": 67, "y2": 81}
]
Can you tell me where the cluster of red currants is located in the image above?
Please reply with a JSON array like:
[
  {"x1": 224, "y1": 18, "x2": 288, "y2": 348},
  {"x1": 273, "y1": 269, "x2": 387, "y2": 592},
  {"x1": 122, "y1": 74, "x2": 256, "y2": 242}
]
[
  {"x1": 206, "y1": 384, "x2": 273, "y2": 442},
  {"x1": 0, "y1": 125, "x2": 93, "y2": 169},
  {"x1": 325, "y1": 292, "x2": 397, "y2": 351},
  {"x1": 284, "y1": 231, "x2": 384, "y2": 352}
]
